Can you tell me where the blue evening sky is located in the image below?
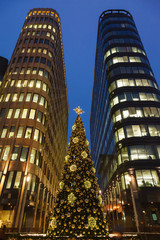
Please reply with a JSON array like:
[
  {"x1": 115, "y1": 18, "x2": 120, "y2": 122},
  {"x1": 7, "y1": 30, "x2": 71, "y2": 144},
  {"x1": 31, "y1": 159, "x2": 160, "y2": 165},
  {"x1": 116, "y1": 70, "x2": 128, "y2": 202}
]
[{"x1": 0, "y1": 0, "x2": 160, "y2": 143}]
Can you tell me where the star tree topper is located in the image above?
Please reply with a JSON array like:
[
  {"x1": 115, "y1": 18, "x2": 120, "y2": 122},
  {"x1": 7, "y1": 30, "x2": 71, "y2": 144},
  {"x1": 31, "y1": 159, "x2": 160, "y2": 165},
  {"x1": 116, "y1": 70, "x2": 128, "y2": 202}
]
[{"x1": 73, "y1": 106, "x2": 85, "y2": 115}]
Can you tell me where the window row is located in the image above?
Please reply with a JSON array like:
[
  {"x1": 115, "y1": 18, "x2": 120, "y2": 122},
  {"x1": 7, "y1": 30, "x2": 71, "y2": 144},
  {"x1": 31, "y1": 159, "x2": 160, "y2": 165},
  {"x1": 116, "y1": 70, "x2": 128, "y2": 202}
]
[
  {"x1": 1, "y1": 125, "x2": 44, "y2": 142},
  {"x1": 115, "y1": 124, "x2": 160, "y2": 142},
  {"x1": 110, "y1": 92, "x2": 160, "y2": 108},
  {"x1": 103, "y1": 30, "x2": 139, "y2": 40},
  {"x1": 22, "y1": 30, "x2": 55, "y2": 41},
  {"x1": 28, "y1": 10, "x2": 59, "y2": 18},
  {"x1": 1, "y1": 107, "x2": 46, "y2": 124},
  {"x1": 112, "y1": 106, "x2": 160, "y2": 123},
  {"x1": 0, "y1": 92, "x2": 48, "y2": 108},
  {"x1": 104, "y1": 46, "x2": 145, "y2": 60},
  {"x1": 121, "y1": 170, "x2": 160, "y2": 190},
  {"x1": 102, "y1": 22, "x2": 136, "y2": 36},
  {"x1": 109, "y1": 66, "x2": 153, "y2": 78},
  {"x1": 101, "y1": 16, "x2": 134, "y2": 27},
  {"x1": 117, "y1": 145, "x2": 160, "y2": 164},
  {"x1": 107, "y1": 55, "x2": 148, "y2": 67},
  {"x1": 4, "y1": 79, "x2": 49, "y2": 94},
  {"x1": 16, "y1": 47, "x2": 54, "y2": 59},
  {"x1": 16, "y1": 55, "x2": 51, "y2": 67},
  {"x1": 28, "y1": 16, "x2": 56, "y2": 23},
  {"x1": 9, "y1": 67, "x2": 50, "y2": 79},
  {"x1": 103, "y1": 37, "x2": 142, "y2": 49},
  {"x1": 21, "y1": 37, "x2": 55, "y2": 49},
  {"x1": 109, "y1": 78, "x2": 158, "y2": 93},
  {"x1": 23, "y1": 23, "x2": 56, "y2": 33}
]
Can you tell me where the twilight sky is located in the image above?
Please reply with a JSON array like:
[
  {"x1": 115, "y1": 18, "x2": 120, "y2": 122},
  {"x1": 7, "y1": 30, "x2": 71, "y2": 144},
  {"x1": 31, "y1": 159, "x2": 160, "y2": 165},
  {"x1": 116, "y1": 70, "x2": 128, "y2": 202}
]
[{"x1": 0, "y1": 0, "x2": 160, "y2": 143}]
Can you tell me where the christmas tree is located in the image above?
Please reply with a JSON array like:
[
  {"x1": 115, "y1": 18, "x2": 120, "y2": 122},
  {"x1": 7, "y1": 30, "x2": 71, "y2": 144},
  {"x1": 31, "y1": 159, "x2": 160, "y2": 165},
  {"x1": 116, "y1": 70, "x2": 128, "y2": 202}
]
[{"x1": 48, "y1": 107, "x2": 107, "y2": 238}]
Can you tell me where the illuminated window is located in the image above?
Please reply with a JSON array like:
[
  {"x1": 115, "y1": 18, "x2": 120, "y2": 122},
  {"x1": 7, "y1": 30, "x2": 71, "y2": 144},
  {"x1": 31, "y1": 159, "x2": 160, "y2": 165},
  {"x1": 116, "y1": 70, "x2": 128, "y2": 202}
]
[
  {"x1": 23, "y1": 80, "x2": 28, "y2": 87},
  {"x1": 32, "y1": 67, "x2": 37, "y2": 74},
  {"x1": 11, "y1": 80, "x2": 15, "y2": 87},
  {"x1": 37, "y1": 111, "x2": 43, "y2": 122},
  {"x1": 11, "y1": 147, "x2": 19, "y2": 160},
  {"x1": 26, "y1": 93, "x2": 32, "y2": 102},
  {"x1": 9, "y1": 126, "x2": 15, "y2": 138},
  {"x1": 14, "y1": 109, "x2": 20, "y2": 118},
  {"x1": 29, "y1": 80, "x2": 34, "y2": 87},
  {"x1": 33, "y1": 94, "x2": 39, "y2": 103},
  {"x1": 29, "y1": 109, "x2": 36, "y2": 119},
  {"x1": 25, "y1": 127, "x2": 32, "y2": 139},
  {"x1": 7, "y1": 109, "x2": 13, "y2": 119},
  {"x1": 36, "y1": 80, "x2": 41, "y2": 88},
  {"x1": 39, "y1": 96, "x2": 44, "y2": 106},
  {"x1": 17, "y1": 126, "x2": 23, "y2": 138},
  {"x1": 1, "y1": 126, "x2": 8, "y2": 138},
  {"x1": 43, "y1": 49, "x2": 47, "y2": 54},
  {"x1": 12, "y1": 93, "x2": 18, "y2": 102},
  {"x1": 2, "y1": 146, "x2": 10, "y2": 161},
  {"x1": 43, "y1": 24, "x2": 47, "y2": 29},
  {"x1": 26, "y1": 68, "x2": 31, "y2": 74},
  {"x1": 19, "y1": 93, "x2": 24, "y2": 102},
  {"x1": 5, "y1": 94, "x2": 10, "y2": 102},
  {"x1": 38, "y1": 68, "x2": 44, "y2": 76},
  {"x1": 136, "y1": 170, "x2": 160, "y2": 187},
  {"x1": 6, "y1": 171, "x2": 14, "y2": 189},
  {"x1": 45, "y1": 101, "x2": 48, "y2": 109},
  {"x1": 38, "y1": 48, "x2": 42, "y2": 53},
  {"x1": 20, "y1": 147, "x2": 29, "y2": 162},
  {"x1": 46, "y1": 32, "x2": 50, "y2": 37},
  {"x1": 30, "y1": 149, "x2": 36, "y2": 164},
  {"x1": 21, "y1": 109, "x2": 28, "y2": 119},
  {"x1": 27, "y1": 48, "x2": 31, "y2": 53},
  {"x1": 43, "y1": 83, "x2": 47, "y2": 92},
  {"x1": 21, "y1": 48, "x2": 25, "y2": 53},
  {"x1": 32, "y1": 48, "x2": 36, "y2": 53},
  {"x1": 14, "y1": 172, "x2": 22, "y2": 188},
  {"x1": 34, "y1": 129, "x2": 39, "y2": 141}
]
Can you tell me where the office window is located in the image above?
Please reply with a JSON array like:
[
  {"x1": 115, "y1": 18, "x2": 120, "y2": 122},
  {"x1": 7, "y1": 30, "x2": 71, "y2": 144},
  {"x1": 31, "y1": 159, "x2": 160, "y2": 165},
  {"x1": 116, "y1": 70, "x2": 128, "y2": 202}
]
[
  {"x1": 33, "y1": 94, "x2": 39, "y2": 103},
  {"x1": 29, "y1": 56, "x2": 33, "y2": 63},
  {"x1": 9, "y1": 126, "x2": 15, "y2": 138},
  {"x1": 45, "y1": 70, "x2": 49, "y2": 79},
  {"x1": 34, "y1": 38, "x2": 38, "y2": 43},
  {"x1": 38, "y1": 48, "x2": 42, "y2": 53},
  {"x1": 17, "y1": 126, "x2": 24, "y2": 138},
  {"x1": 5, "y1": 94, "x2": 10, "y2": 102},
  {"x1": 18, "y1": 57, "x2": 22, "y2": 63},
  {"x1": 26, "y1": 68, "x2": 31, "y2": 74},
  {"x1": 39, "y1": 38, "x2": 43, "y2": 43},
  {"x1": 38, "y1": 68, "x2": 44, "y2": 76},
  {"x1": 14, "y1": 109, "x2": 20, "y2": 118},
  {"x1": 136, "y1": 170, "x2": 160, "y2": 187},
  {"x1": 47, "y1": 60, "x2": 51, "y2": 67},
  {"x1": 11, "y1": 146, "x2": 19, "y2": 160},
  {"x1": 2, "y1": 146, "x2": 10, "y2": 161},
  {"x1": 29, "y1": 80, "x2": 34, "y2": 88},
  {"x1": 37, "y1": 111, "x2": 43, "y2": 122},
  {"x1": 6, "y1": 171, "x2": 14, "y2": 189},
  {"x1": 39, "y1": 96, "x2": 44, "y2": 106},
  {"x1": 27, "y1": 48, "x2": 31, "y2": 53},
  {"x1": 30, "y1": 149, "x2": 36, "y2": 164},
  {"x1": 14, "y1": 172, "x2": 22, "y2": 188},
  {"x1": 21, "y1": 109, "x2": 28, "y2": 119},
  {"x1": 1, "y1": 126, "x2": 8, "y2": 138},
  {"x1": 0, "y1": 108, "x2": 5, "y2": 118},
  {"x1": 46, "y1": 32, "x2": 50, "y2": 37},
  {"x1": 36, "y1": 80, "x2": 41, "y2": 88},
  {"x1": 16, "y1": 80, "x2": 22, "y2": 87},
  {"x1": 43, "y1": 49, "x2": 47, "y2": 54},
  {"x1": 32, "y1": 48, "x2": 36, "y2": 53},
  {"x1": 23, "y1": 80, "x2": 28, "y2": 87},
  {"x1": 118, "y1": 128, "x2": 125, "y2": 141},
  {"x1": 29, "y1": 109, "x2": 36, "y2": 119},
  {"x1": 43, "y1": 83, "x2": 47, "y2": 92},
  {"x1": 25, "y1": 127, "x2": 32, "y2": 139},
  {"x1": 26, "y1": 93, "x2": 32, "y2": 102},
  {"x1": 12, "y1": 93, "x2": 18, "y2": 102},
  {"x1": 20, "y1": 68, "x2": 25, "y2": 74},
  {"x1": 7, "y1": 109, "x2": 13, "y2": 119},
  {"x1": 23, "y1": 57, "x2": 28, "y2": 63},
  {"x1": 20, "y1": 147, "x2": 29, "y2": 162},
  {"x1": 35, "y1": 57, "x2": 39, "y2": 63},
  {"x1": 34, "y1": 129, "x2": 39, "y2": 141},
  {"x1": 40, "y1": 57, "x2": 46, "y2": 64},
  {"x1": 32, "y1": 67, "x2": 37, "y2": 74},
  {"x1": 19, "y1": 93, "x2": 24, "y2": 102}
]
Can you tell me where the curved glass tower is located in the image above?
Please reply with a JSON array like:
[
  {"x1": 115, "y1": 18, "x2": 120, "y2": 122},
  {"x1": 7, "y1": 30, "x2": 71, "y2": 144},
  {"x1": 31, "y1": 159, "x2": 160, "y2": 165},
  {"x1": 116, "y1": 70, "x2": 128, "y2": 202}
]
[
  {"x1": 0, "y1": 8, "x2": 68, "y2": 233},
  {"x1": 90, "y1": 10, "x2": 160, "y2": 234}
]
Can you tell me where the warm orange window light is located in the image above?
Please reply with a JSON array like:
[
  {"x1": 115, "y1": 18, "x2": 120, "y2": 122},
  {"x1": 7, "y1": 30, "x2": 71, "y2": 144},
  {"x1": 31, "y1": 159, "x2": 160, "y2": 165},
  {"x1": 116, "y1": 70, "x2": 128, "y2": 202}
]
[
  {"x1": 51, "y1": 11, "x2": 54, "y2": 15},
  {"x1": 42, "y1": 11, "x2": 45, "y2": 15},
  {"x1": 29, "y1": 12, "x2": 32, "y2": 16},
  {"x1": 33, "y1": 11, "x2": 37, "y2": 15},
  {"x1": 37, "y1": 11, "x2": 41, "y2": 15},
  {"x1": 46, "y1": 11, "x2": 50, "y2": 15}
]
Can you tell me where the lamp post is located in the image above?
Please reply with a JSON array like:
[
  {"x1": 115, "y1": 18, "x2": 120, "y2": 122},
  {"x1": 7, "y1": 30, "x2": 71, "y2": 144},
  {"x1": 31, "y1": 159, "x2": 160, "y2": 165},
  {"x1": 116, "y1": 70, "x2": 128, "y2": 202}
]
[{"x1": 18, "y1": 174, "x2": 30, "y2": 233}]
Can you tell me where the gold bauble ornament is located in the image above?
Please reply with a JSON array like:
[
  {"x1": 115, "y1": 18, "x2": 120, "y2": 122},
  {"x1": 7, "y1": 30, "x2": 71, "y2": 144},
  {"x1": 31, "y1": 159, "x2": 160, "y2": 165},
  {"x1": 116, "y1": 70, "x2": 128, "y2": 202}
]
[
  {"x1": 77, "y1": 207, "x2": 81, "y2": 212},
  {"x1": 67, "y1": 213, "x2": 71, "y2": 217},
  {"x1": 65, "y1": 155, "x2": 70, "y2": 162},
  {"x1": 98, "y1": 195, "x2": 102, "y2": 204},
  {"x1": 88, "y1": 216, "x2": 97, "y2": 229},
  {"x1": 81, "y1": 151, "x2": 88, "y2": 159},
  {"x1": 56, "y1": 208, "x2": 60, "y2": 213},
  {"x1": 92, "y1": 167, "x2": 96, "y2": 173},
  {"x1": 84, "y1": 180, "x2": 91, "y2": 189},
  {"x1": 68, "y1": 193, "x2": 76, "y2": 204},
  {"x1": 72, "y1": 137, "x2": 79, "y2": 144},
  {"x1": 85, "y1": 198, "x2": 89, "y2": 203},
  {"x1": 72, "y1": 124, "x2": 76, "y2": 130},
  {"x1": 70, "y1": 164, "x2": 77, "y2": 172},
  {"x1": 50, "y1": 217, "x2": 57, "y2": 229},
  {"x1": 59, "y1": 181, "x2": 64, "y2": 190},
  {"x1": 85, "y1": 140, "x2": 89, "y2": 146}
]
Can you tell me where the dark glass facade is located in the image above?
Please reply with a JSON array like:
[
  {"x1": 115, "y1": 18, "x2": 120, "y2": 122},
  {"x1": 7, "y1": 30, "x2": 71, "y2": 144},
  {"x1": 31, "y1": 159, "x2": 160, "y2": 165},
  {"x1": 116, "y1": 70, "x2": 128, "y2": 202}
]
[
  {"x1": 0, "y1": 8, "x2": 68, "y2": 233},
  {"x1": 90, "y1": 10, "x2": 160, "y2": 233},
  {"x1": 0, "y1": 56, "x2": 8, "y2": 81}
]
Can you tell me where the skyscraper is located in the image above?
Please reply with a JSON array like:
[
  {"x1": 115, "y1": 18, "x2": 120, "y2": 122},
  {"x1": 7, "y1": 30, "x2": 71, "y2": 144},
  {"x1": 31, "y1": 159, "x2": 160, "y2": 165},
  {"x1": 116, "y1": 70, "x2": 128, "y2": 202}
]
[
  {"x1": 90, "y1": 10, "x2": 160, "y2": 234},
  {"x1": 0, "y1": 8, "x2": 68, "y2": 233}
]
